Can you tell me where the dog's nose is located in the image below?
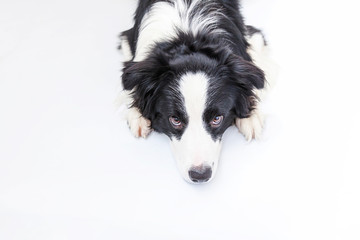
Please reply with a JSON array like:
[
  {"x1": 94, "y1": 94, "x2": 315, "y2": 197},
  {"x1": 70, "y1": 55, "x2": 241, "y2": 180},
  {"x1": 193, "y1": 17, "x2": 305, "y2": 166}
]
[{"x1": 188, "y1": 164, "x2": 212, "y2": 183}]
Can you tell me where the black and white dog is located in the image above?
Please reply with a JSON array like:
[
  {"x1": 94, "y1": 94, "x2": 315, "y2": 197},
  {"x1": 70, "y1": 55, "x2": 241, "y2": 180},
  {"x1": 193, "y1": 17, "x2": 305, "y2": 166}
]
[{"x1": 119, "y1": 0, "x2": 273, "y2": 183}]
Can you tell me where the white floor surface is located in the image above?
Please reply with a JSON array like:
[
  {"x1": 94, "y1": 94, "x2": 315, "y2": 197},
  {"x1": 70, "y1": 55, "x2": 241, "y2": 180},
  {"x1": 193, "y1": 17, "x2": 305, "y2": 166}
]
[{"x1": 1, "y1": 0, "x2": 359, "y2": 239}]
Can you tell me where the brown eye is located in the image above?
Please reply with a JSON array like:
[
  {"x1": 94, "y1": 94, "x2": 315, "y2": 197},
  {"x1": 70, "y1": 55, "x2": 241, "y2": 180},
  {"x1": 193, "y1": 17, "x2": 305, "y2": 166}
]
[
  {"x1": 169, "y1": 116, "x2": 183, "y2": 129},
  {"x1": 210, "y1": 115, "x2": 223, "y2": 128}
]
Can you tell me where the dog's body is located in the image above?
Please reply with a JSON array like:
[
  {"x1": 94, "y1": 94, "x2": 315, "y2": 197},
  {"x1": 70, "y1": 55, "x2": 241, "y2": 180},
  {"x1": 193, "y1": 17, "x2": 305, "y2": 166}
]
[{"x1": 120, "y1": 0, "x2": 272, "y2": 183}]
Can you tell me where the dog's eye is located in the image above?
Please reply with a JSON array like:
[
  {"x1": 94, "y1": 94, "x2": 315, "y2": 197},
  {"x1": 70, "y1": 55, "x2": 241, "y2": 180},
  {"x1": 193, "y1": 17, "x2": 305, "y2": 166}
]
[
  {"x1": 210, "y1": 115, "x2": 224, "y2": 128},
  {"x1": 169, "y1": 116, "x2": 183, "y2": 129}
]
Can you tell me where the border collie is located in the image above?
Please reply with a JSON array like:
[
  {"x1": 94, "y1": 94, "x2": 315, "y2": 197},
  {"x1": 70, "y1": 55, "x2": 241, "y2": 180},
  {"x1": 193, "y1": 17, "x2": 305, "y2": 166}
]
[{"x1": 119, "y1": 0, "x2": 273, "y2": 183}]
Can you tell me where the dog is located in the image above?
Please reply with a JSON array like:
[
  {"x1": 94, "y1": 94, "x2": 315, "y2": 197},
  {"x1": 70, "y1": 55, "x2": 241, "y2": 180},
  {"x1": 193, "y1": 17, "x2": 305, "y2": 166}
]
[{"x1": 119, "y1": 0, "x2": 273, "y2": 183}]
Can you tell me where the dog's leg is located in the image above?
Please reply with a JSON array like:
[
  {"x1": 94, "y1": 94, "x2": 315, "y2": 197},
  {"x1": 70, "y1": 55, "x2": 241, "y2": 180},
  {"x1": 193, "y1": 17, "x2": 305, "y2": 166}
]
[
  {"x1": 119, "y1": 90, "x2": 153, "y2": 138},
  {"x1": 235, "y1": 107, "x2": 264, "y2": 141},
  {"x1": 119, "y1": 31, "x2": 152, "y2": 138},
  {"x1": 127, "y1": 106, "x2": 153, "y2": 138},
  {"x1": 236, "y1": 26, "x2": 277, "y2": 141}
]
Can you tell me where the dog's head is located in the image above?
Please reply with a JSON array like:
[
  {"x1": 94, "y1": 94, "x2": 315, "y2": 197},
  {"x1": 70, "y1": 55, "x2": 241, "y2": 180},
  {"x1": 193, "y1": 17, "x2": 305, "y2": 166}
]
[{"x1": 122, "y1": 37, "x2": 265, "y2": 183}]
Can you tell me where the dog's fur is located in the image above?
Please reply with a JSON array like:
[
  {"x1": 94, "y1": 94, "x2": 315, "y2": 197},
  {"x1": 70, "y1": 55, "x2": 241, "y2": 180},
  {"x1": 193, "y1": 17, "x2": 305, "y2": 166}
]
[{"x1": 119, "y1": 0, "x2": 272, "y2": 183}]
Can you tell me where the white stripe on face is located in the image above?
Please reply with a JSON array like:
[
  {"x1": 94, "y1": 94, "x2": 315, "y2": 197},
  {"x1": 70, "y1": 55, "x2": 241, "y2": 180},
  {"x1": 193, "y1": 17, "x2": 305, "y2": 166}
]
[{"x1": 170, "y1": 72, "x2": 222, "y2": 183}]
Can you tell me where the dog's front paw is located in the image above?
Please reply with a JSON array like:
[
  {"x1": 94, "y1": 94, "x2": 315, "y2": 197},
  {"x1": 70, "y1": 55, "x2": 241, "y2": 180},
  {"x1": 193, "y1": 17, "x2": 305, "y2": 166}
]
[
  {"x1": 127, "y1": 107, "x2": 152, "y2": 138},
  {"x1": 235, "y1": 110, "x2": 264, "y2": 141}
]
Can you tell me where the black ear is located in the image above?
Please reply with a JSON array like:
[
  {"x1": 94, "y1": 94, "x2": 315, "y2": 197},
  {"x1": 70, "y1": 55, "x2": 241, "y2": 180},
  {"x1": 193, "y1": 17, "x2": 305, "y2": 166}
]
[
  {"x1": 227, "y1": 56, "x2": 266, "y2": 118},
  {"x1": 232, "y1": 57, "x2": 265, "y2": 89},
  {"x1": 122, "y1": 60, "x2": 154, "y2": 91},
  {"x1": 121, "y1": 59, "x2": 170, "y2": 119}
]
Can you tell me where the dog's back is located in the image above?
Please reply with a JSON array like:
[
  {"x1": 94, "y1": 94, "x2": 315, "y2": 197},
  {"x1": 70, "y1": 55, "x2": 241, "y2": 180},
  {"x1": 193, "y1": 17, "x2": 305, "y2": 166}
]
[{"x1": 121, "y1": 0, "x2": 251, "y2": 62}]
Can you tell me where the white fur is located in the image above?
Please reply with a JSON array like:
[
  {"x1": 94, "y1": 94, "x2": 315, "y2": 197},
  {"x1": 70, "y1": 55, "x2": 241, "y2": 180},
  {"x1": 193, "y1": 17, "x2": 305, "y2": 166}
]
[
  {"x1": 134, "y1": 1, "x2": 179, "y2": 61},
  {"x1": 170, "y1": 72, "x2": 221, "y2": 182},
  {"x1": 235, "y1": 108, "x2": 264, "y2": 141},
  {"x1": 120, "y1": 36, "x2": 133, "y2": 61},
  {"x1": 134, "y1": 0, "x2": 224, "y2": 61},
  {"x1": 246, "y1": 32, "x2": 278, "y2": 96},
  {"x1": 127, "y1": 107, "x2": 152, "y2": 138}
]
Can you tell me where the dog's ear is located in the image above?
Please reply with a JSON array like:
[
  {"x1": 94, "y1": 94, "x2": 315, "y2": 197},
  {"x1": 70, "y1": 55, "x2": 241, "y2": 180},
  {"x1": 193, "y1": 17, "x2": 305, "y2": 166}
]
[
  {"x1": 122, "y1": 59, "x2": 170, "y2": 119},
  {"x1": 229, "y1": 56, "x2": 265, "y2": 89},
  {"x1": 122, "y1": 60, "x2": 150, "y2": 90},
  {"x1": 226, "y1": 56, "x2": 266, "y2": 118}
]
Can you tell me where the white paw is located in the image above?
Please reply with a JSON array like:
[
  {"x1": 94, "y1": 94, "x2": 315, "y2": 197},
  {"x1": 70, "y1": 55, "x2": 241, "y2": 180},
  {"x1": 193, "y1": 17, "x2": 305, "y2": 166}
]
[
  {"x1": 235, "y1": 110, "x2": 264, "y2": 141},
  {"x1": 127, "y1": 107, "x2": 152, "y2": 138}
]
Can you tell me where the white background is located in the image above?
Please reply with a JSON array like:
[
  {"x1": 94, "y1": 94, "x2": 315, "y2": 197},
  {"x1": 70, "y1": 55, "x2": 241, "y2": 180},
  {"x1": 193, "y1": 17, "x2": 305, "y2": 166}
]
[{"x1": 1, "y1": 0, "x2": 359, "y2": 239}]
